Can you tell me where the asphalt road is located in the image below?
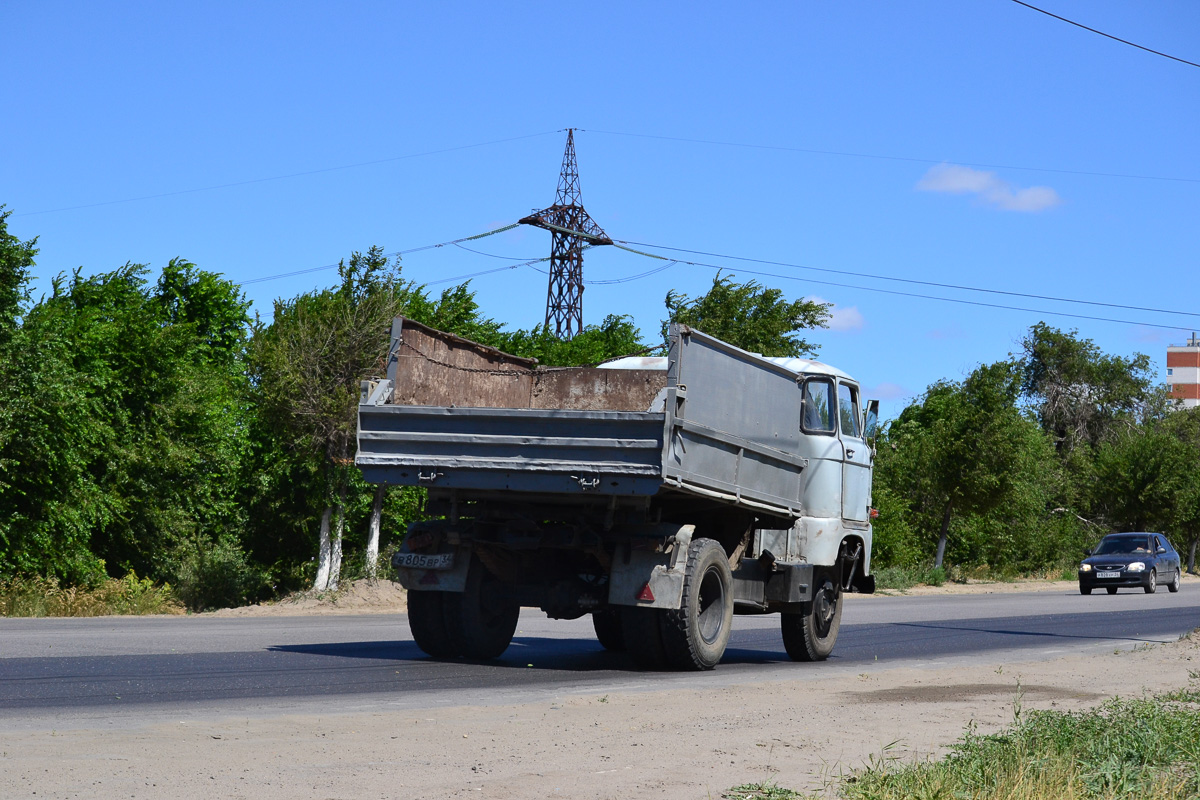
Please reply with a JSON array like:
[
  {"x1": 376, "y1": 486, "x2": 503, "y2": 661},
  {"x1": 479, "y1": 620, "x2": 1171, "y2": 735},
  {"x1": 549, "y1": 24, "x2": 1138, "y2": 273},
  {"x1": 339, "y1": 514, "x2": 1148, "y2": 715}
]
[{"x1": 2, "y1": 583, "x2": 1197, "y2": 721}]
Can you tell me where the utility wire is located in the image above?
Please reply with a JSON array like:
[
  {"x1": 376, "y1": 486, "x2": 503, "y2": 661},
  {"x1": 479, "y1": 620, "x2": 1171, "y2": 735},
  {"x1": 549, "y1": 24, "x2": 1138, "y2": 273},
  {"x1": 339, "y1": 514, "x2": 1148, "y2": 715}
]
[
  {"x1": 17, "y1": 133, "x2": 559, "y2": 217},
  {"x1": 584, "y1": 129, "x2": 1200, "y2": 185},
  {"x1": 236, "y1": 222, "x2": 522, "y2": 286},
  {"x1": 1010, "y1": 0, "x2": 1200, "y2": 69},
  {"x1": 618, "y1": 239, "x2": 1200, "y2": 320},
  {"x1": 233, "y1": 220, "x2": 1193, "y2": 331},
  {"x1": 612, "y1": 247, "x2": 1194, "y2": 333}
]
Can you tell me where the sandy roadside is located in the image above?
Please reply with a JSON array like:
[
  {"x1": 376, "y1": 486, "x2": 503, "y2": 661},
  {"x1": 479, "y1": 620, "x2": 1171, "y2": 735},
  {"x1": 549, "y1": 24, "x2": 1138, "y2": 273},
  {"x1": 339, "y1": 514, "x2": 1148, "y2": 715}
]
[{"x1": 4, "y1": 576, "x2": 1198, "y2": 800}]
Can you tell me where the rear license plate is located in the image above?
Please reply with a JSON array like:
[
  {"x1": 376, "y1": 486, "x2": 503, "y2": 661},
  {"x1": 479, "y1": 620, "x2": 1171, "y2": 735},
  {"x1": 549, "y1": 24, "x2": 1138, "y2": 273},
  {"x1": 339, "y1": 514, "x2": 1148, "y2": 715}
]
[
  {"x1": 1096, "y1": 571, "x2": 1120, "y2": 579},
  {"x1": 394, "y1": 552, "x2": 454, "y2": 570}
]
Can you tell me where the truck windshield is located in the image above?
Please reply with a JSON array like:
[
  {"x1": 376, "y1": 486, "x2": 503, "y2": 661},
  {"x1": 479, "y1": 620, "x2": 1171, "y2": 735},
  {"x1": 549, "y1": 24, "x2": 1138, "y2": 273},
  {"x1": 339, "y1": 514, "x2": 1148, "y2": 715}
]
[{"x1": 803, "y1": 380, "x2": 835, "y2": 433}]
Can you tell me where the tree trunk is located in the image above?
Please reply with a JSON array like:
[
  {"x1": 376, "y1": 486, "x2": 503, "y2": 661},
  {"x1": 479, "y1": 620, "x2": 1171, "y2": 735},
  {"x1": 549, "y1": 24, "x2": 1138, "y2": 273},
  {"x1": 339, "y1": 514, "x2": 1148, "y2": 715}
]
[
  {"x1": 366, "y1": 485, "x2": 386, "y2": 581},
  {"x1": 933, "y1": 501, "x2": 953, "y2": 569},
  {"x1": 1189, "y1": 538, "x2": 1197, "y2": 574},
  {"x1": 313, "y1": 506, "x2": 334, "y2": 591},
  {"x1": 329, "y1": 488, "x2": 346, "y2": 591}
]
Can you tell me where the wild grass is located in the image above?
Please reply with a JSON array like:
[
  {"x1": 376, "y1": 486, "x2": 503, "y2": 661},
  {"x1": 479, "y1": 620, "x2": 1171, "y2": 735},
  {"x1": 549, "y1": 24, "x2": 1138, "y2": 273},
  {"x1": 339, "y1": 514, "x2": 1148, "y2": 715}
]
[
  {"x1": 872, "y1": 564, "x2": 947, "y2": 591},
  {"x1": 0, "y1": 574, "x2": 183, "y2": 617},
  {"x1": 872, "y1": 562, "x2": 1080, "y2": 592},
  {"x1": 839, "y1": 694, "x2": 1200, "y2": 800},
  {"x1": 721, "y1": 782, "x2": 806, "y2": 799},
  {"x1": 724, "y1": 671, "x2": 1200, "y2": 800}
]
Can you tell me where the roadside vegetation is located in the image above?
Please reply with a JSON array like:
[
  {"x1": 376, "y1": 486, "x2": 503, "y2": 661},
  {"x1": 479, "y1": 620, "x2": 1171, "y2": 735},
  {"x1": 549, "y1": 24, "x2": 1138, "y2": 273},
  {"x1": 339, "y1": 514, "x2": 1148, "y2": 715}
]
[
  {"x1": 2, "y1": 207, "x2": 1198, "y2": 614},
  {"x1": 0, "y1": 574, "x2": 181, "y2": 617},
  {"x1": 725, "y1": 668, "x2": 1200, "y2": 800}
]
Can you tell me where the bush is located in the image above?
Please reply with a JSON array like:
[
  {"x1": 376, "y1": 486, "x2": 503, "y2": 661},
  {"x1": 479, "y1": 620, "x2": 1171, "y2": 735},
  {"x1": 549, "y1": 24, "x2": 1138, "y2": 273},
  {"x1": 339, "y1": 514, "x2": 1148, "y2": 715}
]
[{"x1": 172, "y1": 535, "x2": 268, "y2": 611}]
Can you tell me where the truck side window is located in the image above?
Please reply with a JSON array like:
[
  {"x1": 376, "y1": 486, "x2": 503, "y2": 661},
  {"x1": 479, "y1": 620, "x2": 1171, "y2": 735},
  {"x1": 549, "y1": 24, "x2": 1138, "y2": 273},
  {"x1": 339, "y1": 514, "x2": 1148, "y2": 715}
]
[
  {"x1": 838, "y1": 383, "x2": 861, "y2": 438},
  {"x1": 802, "y1": 380, "x2": 835, "y2": 434}
]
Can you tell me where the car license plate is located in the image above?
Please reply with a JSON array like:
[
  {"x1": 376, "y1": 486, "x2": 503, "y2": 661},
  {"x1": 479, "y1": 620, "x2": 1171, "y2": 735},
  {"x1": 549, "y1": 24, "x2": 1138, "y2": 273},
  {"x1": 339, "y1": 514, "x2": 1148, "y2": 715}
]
[
  {"x1": 394, "y1": 552, "x2": 454, "y2": 570},
  {"x1": 1096, "y1": 571, "x2": 1120, "y2": 579}
]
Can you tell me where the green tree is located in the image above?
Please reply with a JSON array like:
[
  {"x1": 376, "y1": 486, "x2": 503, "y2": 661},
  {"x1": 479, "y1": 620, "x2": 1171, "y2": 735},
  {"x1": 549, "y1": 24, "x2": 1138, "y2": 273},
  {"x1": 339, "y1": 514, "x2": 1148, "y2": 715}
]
[
  {"x1": 879, "y1": 361, "x2": 1057, "y2": 569},
  {"x1": 662, "y1": 272, "x2": 830, "y2": 357},
  {"x1": 1019, "y1": 323, "x2": 1160, "y2": 454},
  {"x1": 248, "y1": 247, "x2": 506, "y2": 589},
  {"x1": 1090, "y1": 408, "x2": 1200, "y2": 572},
  {"x1": 0, "y1": 236, "x2": 255, "y2": 593},
  {"x1": 493, "y1": 314, "x2": 645, "y2": 366}
]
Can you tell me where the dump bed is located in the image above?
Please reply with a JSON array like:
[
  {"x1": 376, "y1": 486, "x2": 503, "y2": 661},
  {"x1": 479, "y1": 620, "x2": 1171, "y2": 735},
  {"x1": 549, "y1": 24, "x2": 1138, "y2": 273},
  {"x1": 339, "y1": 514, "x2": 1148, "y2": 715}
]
[{"x1": 356, "y1": 318, "x2": 809, "y2": 518}]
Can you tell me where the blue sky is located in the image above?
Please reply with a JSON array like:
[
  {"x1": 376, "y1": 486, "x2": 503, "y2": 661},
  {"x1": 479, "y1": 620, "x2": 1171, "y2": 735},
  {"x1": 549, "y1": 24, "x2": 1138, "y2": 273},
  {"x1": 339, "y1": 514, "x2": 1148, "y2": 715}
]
[{"x1": 3, "y1": 0, "x2": 1197, "y2": 420}]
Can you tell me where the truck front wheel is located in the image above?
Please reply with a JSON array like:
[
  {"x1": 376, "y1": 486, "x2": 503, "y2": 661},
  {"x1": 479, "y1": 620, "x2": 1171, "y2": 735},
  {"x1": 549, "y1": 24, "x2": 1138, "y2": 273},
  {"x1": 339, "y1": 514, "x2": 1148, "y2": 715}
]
[{"x1": 781, "y1": 571, "x2": 841, "y2": 662}]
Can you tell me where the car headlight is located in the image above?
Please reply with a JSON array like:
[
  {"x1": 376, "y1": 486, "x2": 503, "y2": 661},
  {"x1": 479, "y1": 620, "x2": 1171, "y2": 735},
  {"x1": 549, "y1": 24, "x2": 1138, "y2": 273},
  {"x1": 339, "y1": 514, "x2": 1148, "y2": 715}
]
[
  {"x1": 1127, "y1": 562, "x2": 1146, "y2": 572},
  {"x1": 1079, "y1": 564, "x2": 1092, "y2": 572}
]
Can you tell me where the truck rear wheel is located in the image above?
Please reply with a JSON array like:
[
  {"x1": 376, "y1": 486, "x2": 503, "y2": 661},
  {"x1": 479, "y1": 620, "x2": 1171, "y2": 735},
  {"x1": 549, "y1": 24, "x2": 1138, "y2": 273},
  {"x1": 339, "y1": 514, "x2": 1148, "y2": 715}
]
[
  {"x1": 660, "y1": 537, "x2": 734, "y2": 670},
  {"x1": 621, "y1": 606, "x2": 669, "y2": 668},
  {"x1": 407, "y1": 590, "x2": 460, "y2": 658},
  {"x1": 592, "y1": 609, "x2": 626, "y2": 651},
  {"x1": 443, "y1": 557, "x2": 520, "y2": 660},
  {"x1": 781, "y1": 571, "x2": 841, "y2": 662}
]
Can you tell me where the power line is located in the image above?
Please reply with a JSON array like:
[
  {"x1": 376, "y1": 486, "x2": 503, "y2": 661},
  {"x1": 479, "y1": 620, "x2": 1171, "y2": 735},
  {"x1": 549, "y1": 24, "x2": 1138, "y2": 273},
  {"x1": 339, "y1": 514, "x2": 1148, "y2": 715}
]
[
  {"x1": 610, "y1": 247, "x2": 1194, "y2": 333},
  {"x1": 231, "y1": 220, "x2": 1194, "y2": 332},
  {"x1": 16, "y1": 133, "x2": 559, "y2": 217},
  {"x1": 235, "y1": 223, "x2": 522, "y2": 286},
  {"x1": 617, "y1": 239, "x2": 1200, "y2": 320},
  {"x1": 1010, "y1": 0, "x2": 1200, "y2": 69},
  {"x1": 584, "y1": 129, "x2": 1200, "y2": 185}
]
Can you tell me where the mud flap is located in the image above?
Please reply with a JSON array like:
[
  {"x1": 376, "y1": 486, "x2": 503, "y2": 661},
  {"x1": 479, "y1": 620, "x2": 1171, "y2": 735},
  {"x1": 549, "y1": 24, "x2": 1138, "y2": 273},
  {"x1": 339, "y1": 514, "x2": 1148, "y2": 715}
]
[{"x1": 607, "y1": 525, "x2": 693, "y2": 610}]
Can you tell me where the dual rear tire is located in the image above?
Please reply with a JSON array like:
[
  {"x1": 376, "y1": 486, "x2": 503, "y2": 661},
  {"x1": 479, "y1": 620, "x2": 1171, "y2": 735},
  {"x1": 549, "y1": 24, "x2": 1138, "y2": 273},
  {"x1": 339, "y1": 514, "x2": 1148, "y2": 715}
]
[{"x1": 407, "y1": 557, "x2": 520, "y2": 660}]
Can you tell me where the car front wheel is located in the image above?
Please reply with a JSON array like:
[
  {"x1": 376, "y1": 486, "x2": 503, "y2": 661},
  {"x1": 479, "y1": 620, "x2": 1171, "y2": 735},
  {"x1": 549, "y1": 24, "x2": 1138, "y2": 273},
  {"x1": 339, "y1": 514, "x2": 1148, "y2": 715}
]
[{"x1": 1144, "y1": 569, "x2": 1157, "y2": 594}]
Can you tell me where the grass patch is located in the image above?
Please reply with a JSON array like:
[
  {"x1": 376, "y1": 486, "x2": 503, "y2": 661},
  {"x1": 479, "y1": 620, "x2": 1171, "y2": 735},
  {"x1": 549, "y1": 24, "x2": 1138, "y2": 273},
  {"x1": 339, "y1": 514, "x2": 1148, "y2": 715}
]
[
  {"x1": 872, "y1": 564, "x2": 947, "y2": 591},
  {"x1": 840, "y1": 693, "x2": 1200, "y2": 799},
  {"x1": 0, "y1": 574, "x2": 183, "y2": 617},
  {"x1": 722, "y1": 782, "x2": 807, "y2": 799},
  {"x1": 873, "y1": 563, "x2": 1080, "y2": 592}
]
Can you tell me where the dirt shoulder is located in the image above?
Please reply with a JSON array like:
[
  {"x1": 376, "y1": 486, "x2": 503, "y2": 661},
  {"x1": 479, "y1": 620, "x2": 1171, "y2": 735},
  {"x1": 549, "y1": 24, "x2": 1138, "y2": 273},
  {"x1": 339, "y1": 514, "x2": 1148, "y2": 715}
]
[
  {"x1": 5, "y1": 625, "x2": 1198, "y2": 799},
  {"x1": 5, "y1": 575, "x2": 1199, "y2": 799}
]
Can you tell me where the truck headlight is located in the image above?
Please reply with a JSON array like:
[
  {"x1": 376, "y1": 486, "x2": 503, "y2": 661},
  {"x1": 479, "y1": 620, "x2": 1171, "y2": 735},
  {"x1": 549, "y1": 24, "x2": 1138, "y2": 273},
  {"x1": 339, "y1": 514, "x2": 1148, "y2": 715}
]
[
  {"x1": 1127, "y1": 562, "x2": 1146, "y2": 572},
  {"x1": 1079, "y1": 564, "x2": 1092, "y2": 572}
]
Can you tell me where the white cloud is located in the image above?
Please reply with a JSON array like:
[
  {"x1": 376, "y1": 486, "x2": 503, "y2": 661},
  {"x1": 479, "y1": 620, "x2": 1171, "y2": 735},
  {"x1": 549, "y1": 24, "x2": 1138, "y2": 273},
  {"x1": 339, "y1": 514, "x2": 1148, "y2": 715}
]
[
  {"x1": 863, "y1": 382, "x2": 908, "y2": 401},
  {"x1": 916, "y1": 163, "x2": 1061, "y2": 212},
  {"x1": 811, "y1": 296, "x2": 865, "y2": 332}
]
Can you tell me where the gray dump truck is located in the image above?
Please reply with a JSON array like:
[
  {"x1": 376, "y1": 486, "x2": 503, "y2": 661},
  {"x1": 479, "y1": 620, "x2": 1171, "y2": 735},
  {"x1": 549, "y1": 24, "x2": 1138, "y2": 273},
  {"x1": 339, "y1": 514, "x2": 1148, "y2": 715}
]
[{"x1": 356, "y1": 317, "x2": 878, "y2": 670}]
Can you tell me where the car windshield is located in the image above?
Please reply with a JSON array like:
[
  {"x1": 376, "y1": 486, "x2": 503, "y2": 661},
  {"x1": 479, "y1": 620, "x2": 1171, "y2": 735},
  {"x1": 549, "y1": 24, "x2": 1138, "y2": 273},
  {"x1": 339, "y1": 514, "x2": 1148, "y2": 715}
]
[{"x1": 1094, "y1": 536, "x2": 1152, "y2": 555}]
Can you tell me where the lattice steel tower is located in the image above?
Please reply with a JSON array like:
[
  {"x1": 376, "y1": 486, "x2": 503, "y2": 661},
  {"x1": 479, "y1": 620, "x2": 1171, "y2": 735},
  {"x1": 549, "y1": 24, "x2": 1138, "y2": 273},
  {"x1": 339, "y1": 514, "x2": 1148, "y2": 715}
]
[{"x1": 520, "y1": 129, "x2": 611, "y2": 339}]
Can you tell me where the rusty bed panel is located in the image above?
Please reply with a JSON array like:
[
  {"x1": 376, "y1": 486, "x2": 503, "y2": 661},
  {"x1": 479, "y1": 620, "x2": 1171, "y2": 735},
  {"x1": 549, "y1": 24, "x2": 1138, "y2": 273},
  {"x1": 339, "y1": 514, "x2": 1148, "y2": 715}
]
[{"x1": 386, "y1": 317, "x2": 666, "y2": 411}]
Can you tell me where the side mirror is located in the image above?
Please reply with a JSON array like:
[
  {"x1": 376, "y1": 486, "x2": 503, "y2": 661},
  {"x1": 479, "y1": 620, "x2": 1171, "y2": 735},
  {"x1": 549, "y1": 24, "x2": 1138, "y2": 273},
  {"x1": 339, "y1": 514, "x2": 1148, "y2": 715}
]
[
  {"x1": 864, "y1": 399, "x2": 880, "y2": 443},
  {"x1": 1157, "y1": 547, "x2": 1167, "y2": 554},
  {"x1": 1083, "y1": 549, "x2": 1092, "y2": 557}
]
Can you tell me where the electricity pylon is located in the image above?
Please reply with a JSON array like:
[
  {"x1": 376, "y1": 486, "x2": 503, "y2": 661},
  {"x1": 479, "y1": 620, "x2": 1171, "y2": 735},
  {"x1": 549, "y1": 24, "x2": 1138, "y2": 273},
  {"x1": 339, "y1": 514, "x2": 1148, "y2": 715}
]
[{"x1": 520, "y1": 129, "x2": 611, "y2": 339}]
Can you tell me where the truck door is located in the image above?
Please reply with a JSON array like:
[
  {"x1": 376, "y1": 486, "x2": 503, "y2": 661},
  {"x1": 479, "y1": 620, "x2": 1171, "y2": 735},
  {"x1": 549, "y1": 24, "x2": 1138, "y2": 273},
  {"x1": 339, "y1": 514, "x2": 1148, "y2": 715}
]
[
  {"x1": 799, "y1": 378, "x2": 842, "y2": 520},
  {"x1": 837, "y1": 382, "x2": 872, "y2": 523}
]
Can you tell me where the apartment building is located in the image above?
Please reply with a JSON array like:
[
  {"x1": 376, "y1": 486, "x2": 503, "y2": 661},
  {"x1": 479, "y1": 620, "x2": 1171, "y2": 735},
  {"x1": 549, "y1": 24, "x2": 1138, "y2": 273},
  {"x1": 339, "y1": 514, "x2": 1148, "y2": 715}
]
[{"x1": 1167, "y1": 333, "x2": 1200, "y2": 409}]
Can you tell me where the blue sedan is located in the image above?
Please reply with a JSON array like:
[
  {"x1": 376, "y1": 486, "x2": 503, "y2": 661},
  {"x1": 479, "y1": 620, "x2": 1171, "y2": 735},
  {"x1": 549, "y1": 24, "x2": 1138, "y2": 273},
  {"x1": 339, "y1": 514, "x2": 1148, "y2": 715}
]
[{"x1": 1078, "y1": 532, "x2": 1183, "y2": 595}]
